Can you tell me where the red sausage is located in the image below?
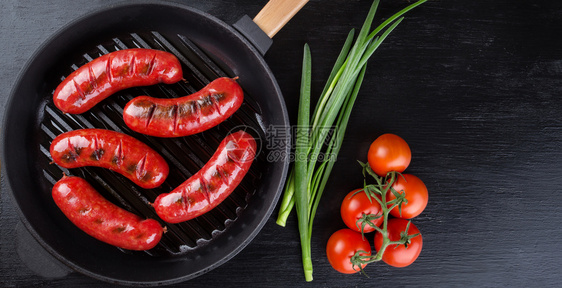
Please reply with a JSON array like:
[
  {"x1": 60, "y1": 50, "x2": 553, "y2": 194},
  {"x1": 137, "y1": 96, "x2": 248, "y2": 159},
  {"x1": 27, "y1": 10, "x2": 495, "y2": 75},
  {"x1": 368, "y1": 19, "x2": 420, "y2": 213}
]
[
  {"x1": 52, "y1": 175, "x2": 164, "y2": 250},
  {"x1": 50, "y1": 128, "x2": 169, "y2": 189},
  {"x1": 154, "y1": 130, "x2": 256, "y2": 223},
  {"x1": 122, "y1": 77, "x2": 243, "y2": 137},
  {"x1": 53, "y1": 48, "x2": 183, "y2": 114}
]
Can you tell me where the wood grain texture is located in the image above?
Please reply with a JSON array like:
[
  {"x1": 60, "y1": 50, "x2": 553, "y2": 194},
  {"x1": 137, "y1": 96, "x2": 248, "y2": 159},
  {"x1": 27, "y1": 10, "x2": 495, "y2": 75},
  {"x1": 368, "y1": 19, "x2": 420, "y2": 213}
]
[
  {"x1": 2, "y1": 0, "x2": 562, "y2": 287},
  {"x1": 253, "y1": 0, "x2": 309, "y2": 38}
]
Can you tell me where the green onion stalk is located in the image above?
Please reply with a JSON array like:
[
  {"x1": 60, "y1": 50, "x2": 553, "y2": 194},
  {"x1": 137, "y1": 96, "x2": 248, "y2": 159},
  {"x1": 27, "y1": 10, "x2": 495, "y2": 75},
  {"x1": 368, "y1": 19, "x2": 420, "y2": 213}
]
[{"x1": 275, "y1": 0, "x2": 427, "y2": 282}]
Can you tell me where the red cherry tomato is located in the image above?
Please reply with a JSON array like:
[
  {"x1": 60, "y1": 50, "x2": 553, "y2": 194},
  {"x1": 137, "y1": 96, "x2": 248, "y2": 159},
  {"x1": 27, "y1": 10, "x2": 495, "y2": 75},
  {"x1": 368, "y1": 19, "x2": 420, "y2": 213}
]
[
  {"x1": 374, "y1": 218, "x2": 422, "y2": 268},
  {"x1": 387, "y1": 174, "x2": 428, "y2": 219},
  {"x1": 341, "y1": 189, "x2": 383, "y2": 234},
  {"x1": 367, "y1": 134, "x2": 411, "y2": 177},
  {"x1": 326, "y1": 229, "x2": 371, "y2": 274}
]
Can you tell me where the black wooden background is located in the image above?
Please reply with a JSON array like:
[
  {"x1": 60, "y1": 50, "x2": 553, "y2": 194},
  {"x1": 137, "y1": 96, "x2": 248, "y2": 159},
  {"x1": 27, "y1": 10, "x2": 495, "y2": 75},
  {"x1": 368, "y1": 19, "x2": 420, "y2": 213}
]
[{"x1": 2, "y1": 0, "x2": 562, "y2": 287}]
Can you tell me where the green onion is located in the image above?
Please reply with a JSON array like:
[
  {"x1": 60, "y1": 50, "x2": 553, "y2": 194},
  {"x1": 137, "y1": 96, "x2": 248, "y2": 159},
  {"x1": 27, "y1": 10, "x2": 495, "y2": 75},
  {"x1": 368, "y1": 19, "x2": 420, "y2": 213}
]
[
  {"x1": 275, "y1": 0, "x2": 427, "y2": 281},
  {"x1": 294, "y1": 43, "x2": 312, "y2": 281}
]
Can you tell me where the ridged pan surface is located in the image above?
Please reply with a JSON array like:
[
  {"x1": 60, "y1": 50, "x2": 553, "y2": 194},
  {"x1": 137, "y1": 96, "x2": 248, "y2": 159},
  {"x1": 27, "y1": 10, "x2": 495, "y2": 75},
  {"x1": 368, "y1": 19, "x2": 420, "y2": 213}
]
[{"x1": 1, "y1": 2, "x2": 289, "y2": 285}]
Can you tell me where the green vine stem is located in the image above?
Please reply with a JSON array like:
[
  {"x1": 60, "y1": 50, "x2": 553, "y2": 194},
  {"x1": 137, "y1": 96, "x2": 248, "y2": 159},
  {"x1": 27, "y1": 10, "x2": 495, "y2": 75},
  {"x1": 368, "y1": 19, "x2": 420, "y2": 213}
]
[{"x1": 349, "y1": 163, "x2": 421, "y2": 268}]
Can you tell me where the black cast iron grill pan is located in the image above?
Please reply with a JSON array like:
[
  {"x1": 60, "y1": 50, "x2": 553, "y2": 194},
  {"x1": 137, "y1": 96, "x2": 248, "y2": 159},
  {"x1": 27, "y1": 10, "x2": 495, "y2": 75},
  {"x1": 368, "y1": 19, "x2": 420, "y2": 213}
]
[
  {"x1": 40, "y1": 30, "x2": 267, "y2": 255},
  {"x1": 0, "y1": 1, "x2": 303, "y2": 285}
]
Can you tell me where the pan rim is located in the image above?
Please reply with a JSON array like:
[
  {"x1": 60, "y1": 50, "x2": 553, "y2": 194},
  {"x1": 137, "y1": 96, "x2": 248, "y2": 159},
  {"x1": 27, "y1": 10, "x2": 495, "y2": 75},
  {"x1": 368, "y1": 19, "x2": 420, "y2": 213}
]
[{"x1": 1, "y1": 1, "x2": 290, "y2": 285}]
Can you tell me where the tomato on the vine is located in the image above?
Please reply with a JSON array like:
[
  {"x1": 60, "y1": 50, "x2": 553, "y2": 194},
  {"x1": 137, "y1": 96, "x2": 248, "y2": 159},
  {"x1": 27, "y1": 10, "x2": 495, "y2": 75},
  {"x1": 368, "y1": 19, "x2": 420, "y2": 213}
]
[
  {"x1": 387, "y1": 174, "x2": 428, "y2": 219},
  {"x1": 367, "y1": 133, "x2": 411, "y2": 177},
  {"x1": 341, "y1": 189, "x2": 383, "y2": 234},
  {"x1": 326, "y1": 229, "x2": 371, "y2": 274},
  {"x1": 374, "y1": 218, "x2": 422, "y2": 268}
]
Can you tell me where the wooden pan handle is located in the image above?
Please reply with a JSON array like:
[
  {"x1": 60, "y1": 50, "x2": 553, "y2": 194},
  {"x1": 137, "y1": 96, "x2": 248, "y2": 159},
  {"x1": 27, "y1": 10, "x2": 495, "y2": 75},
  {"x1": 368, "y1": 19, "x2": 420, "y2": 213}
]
[{"x1": 253, "y1": 0, "x2": 309, "y2": 38}]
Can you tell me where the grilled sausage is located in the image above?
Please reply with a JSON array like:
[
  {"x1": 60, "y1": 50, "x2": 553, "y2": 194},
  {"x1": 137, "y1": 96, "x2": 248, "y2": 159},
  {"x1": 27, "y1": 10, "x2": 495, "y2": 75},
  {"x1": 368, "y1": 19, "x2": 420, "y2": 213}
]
[
  {"x1": 123, "y1": 77, "x2": 243, "y2": 137},
  {"x1": 50, "y1": 128, "x2": 169, "y2": 189},
  {"x1": 153, "y1": 130, "x2": 256, "y2": 223},
  {"x1": 53, "y1": 48, "x2": 182, "y2": 114},
  {"x1": 52, "y1": 175, "x2": 164, "y2": 250}
]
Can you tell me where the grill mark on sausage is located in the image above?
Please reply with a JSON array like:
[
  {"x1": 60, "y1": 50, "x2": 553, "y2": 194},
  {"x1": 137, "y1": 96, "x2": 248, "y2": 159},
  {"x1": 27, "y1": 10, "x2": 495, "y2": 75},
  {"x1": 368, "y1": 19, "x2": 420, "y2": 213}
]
[
  {"x1": 145, "y1": 102, "x2": 157, "y2": 128},
  {"x1": 90, "y1": 134, "x2": 104, "y2": 161},
  {"x1": 126, "y1": 163, "x2": 137, "y2": 173},
  {"x1": 192, "y1": 100, "x2": 201, "y2": 124},
  {"x1": 61, "y1": 138, "x2": 77, "y2": 163},
  {"x1": 147, "y1": 53, "x2": 157, "y2": 76},
  {"x1": 129, "y1": 54, "x2": 136, "y2": 77},
  {"x1": 211, "y1": 93, "x2": 223, "y2": 116},
  {"x1": 199, "y1": 96, "x2": 214, "y2": 116},
  {"x1": 106, "y1": 54, "x2": 113, "y2": 84},
  {"x1": 71, "y1": 138, "x2": 84, "y2": 160},
  {"x1": 211, "y1": 170, "x2": 222, "y2": 186},
  {"x1": 118, "y1": 139, "x2": 124, "y2": 164},
  {"x1": 199, "y1": 178, "x2": 212, "y2": 206},
  {"x1": 136, "y1": 153, "x2": 148, "y2": 180},
  {"x1": 93, "y1": 134, "x2": 99, "y2": 155},
  {"x1": 180, "y1": 185, "x2": 190, "y2": 208},
  {"x1": 177, "y1": 102, "x2": 191, "y2": 120},
  {"x1": 111, "y1": 139, "x2": 124, "y2": 166},
  {"x1": 172, "y1": 104, "x2": 179, "y2": 134},
  {"x1": 88, "y1": 65, "x2": 97, "y2": 92},
  {"x1": 93, "y1": 149, "x2": 104, "y2": 160},
  {"x1": 72, "y1": 78, "x2": 86, "y2": 100},
  {"x1": 112, "y1": 226, "x2": 127, "y2": 234},
  {"x1": 141, "y1": 171, "x2": 153, "y2": 183},
  {"x1": 216, "y1": 165, "x2": 230, "y2": 185}
]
